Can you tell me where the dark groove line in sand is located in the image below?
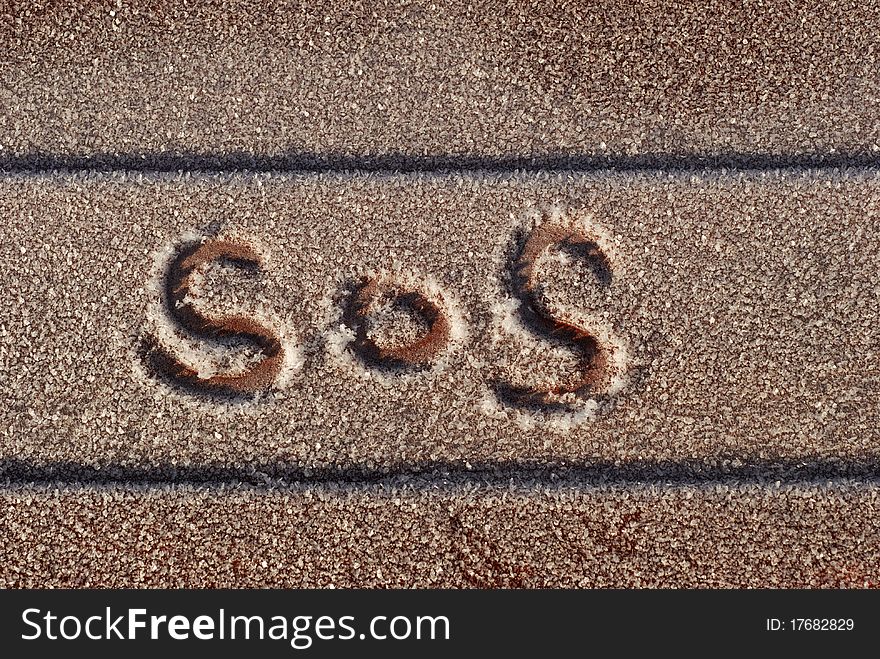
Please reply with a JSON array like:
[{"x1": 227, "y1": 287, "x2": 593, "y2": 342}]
[
  {"x1": 2, "y1": 458, "x2": 880, "y2": 490},
  {"x1": 2, "y1": 152, "x2": 880, "y2": 174}
]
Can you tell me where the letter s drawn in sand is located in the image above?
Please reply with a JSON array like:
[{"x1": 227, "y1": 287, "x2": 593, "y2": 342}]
[
  {"x1": 495, "y1": 220, "x2": 622, "y2": 410},
  {"x1": 141, "y1": 239, "x2": 285, "y2": 396}
]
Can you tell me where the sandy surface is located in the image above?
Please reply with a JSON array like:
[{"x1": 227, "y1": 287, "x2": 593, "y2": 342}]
[
  {"x1": 1, "y1": 0, "x2": 878, "y2": 167},
  {"x1": 2, "y1": 1, "x2": 879, "y2": 588},
  {"x1": 1, "y1": 171, "x2": 878, "y2": 472},
  {"x1": 3, "y1": 483, "x2": 879, "y2": 588}
]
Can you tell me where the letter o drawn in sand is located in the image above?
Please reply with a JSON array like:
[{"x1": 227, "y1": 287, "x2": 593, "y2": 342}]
[
  {"x1": 142, "y1": 239, "x2": 284, "y2": 396},
  {"x1": 343, "y1": 277, "x2": 451, "y2": 370},
  {"x1": 496, "y1": 221, "x2": 619, "y2": 409}
]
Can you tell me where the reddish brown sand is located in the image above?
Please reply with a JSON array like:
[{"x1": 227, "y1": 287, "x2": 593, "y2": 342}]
[{"x1": 2, "y1": 484, "x2": 879, "y2": 588}]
